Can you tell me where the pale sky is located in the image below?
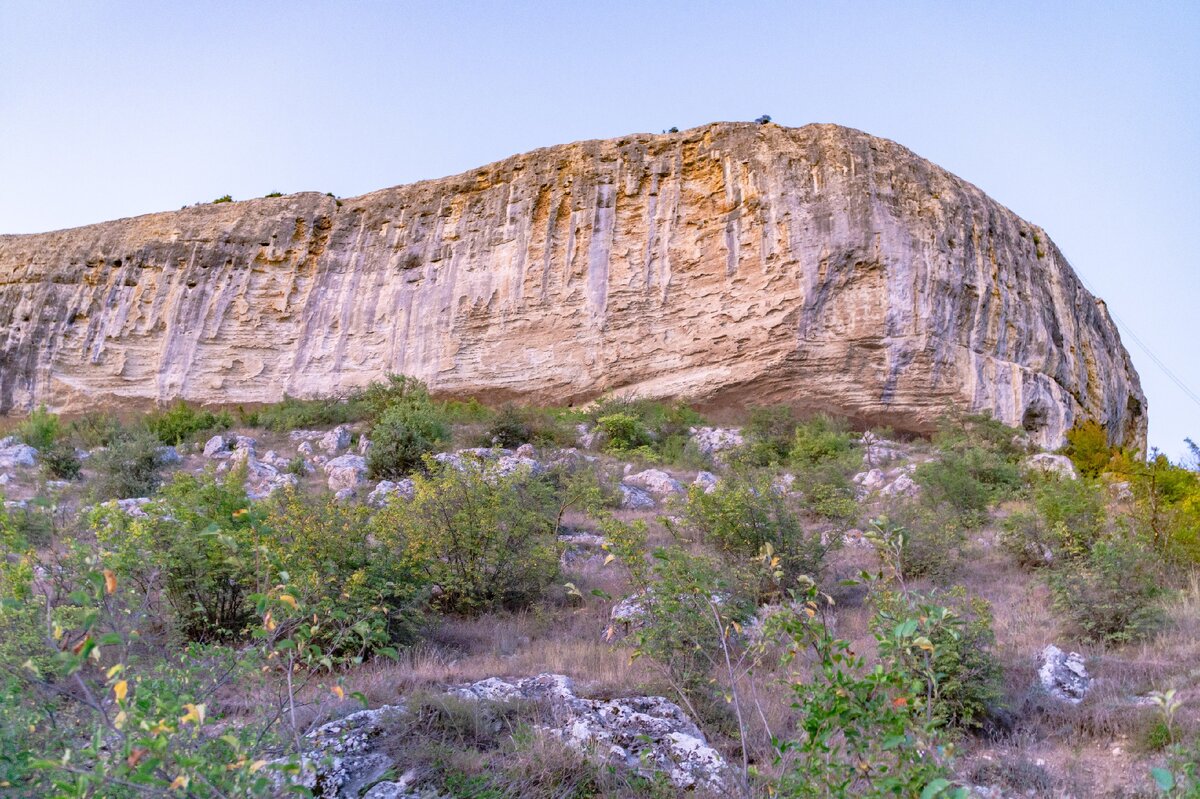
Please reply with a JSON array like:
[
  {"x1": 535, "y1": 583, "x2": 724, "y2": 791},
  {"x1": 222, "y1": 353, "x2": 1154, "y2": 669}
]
[{"x1": 1, "y1": 1, "x2": 1197, "y2": 457}]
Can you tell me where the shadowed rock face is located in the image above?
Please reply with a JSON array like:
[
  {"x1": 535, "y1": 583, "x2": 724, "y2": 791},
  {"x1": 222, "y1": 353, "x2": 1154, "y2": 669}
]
[{"x1": 0, "y1": 122, "x2": 1145, "y2": 449}]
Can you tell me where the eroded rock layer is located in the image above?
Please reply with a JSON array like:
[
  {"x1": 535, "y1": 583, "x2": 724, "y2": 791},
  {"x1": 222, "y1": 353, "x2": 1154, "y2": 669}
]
[{"x1": 0, "y1": 122, "x2": 1145, "y2": 448}]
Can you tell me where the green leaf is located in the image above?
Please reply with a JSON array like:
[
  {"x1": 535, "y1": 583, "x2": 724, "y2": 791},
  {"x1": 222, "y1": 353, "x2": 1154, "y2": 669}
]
[
  {"x1": 1151, "y1": 768, "x2": 1175, "y2": 792},
  {"x1": 921, "y1": 778, "x2": 951, "y2": 799}
]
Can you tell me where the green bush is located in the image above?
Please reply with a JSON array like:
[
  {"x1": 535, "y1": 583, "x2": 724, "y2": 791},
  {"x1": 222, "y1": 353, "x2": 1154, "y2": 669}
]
[
  {"x1": 789, "y1": 414, "x2": 856, "y2": 467},
  {"x1": 146, "y1": 401, "x2": 231, "y2": 445},
  {"x1": 595, "y1": 412, "x2": 652, "y2": 452},
  {"x1": 679, "y1": 474, "x2": 832, "y2": 589},
  {"x1": 15, "y1": 405, "x2": 61, "y2": 451},
  {"x1": 241, "y1": 393, "x2": 359, "y2": 432},
  {"x1": 1049, "y1": 536, "x2": 1166, "y2": 644},
  {"x1": 67, "y1": 411, "x2": 123, "y2": 448},
  {"x1": 88, "y1": 426, "x2": 165, "y2": 499},
  {"x1": 876, "y1": 502, "x2": 966, "y2": 582},
  {"x1": 373, "y1": 460, "x2": 560, "y2": 614},
  {"x1": 871, "y1": 587, "x2": 1003, "y2": 730},
  {"x1": 765, "y1": 581, "x2": 969, "y2": 798},
  {"x1": 1001, "y1": 476, "x2": 1107, "y2": 568},
  {"x1": 484, "y1": 403, "x2": 534, "y2": 448},
  {"x1": 367, "y1": 401, "x2": 450, "y2": 479},
  {"x1": 742, "y1": 405, "x2": 799, "y2": 465},
  {"x1": 40, "y1": 440, "x2": 81, "y2": 480},
  {"x1": 916, "y1": 448, "x2": 1022, "y2": 525},
  {"x1": 1064, "y1": 419, "x2": 1121, "y2": 479}
]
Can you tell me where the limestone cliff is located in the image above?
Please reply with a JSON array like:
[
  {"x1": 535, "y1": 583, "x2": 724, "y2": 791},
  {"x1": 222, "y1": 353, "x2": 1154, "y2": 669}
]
[{"x1": 0, "y1": 122, "x2": 1145, "y2": 448}]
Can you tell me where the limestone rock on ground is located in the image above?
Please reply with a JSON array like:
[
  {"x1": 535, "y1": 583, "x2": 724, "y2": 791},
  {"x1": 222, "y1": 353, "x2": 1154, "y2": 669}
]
[
  {"x1": 279, "y1": 674, "x2": 728, "y2": 797},
  {"x1": 688, "y1": 427, "x2": 744, "y2": 458},
  {"x1": 450, "y1": 674, "x2": 731, "y2": 792},
  {"x1": 1038, "y1": 645, "x2": 1091, "y2": 704},
  {"x1": 692, "y1": 470, "x2": 719, "y2": 493},
  {"x1": 367, "y1": 479, "x2": 414, "y2": 507},
  {"x1": 622, "y1": 469, "x2": 684, "y2": 497},
  {"x1": 618, "y1": 483, "x2": 655, "y2": 510},
  {"x1": 1024, "y1": 453, "x2": 1079, "y2": 480},
  {"x1": 0, "y1": 437, "x2": 37, "y2": 469},
  {"x1": 324, "y1": 454, "x2": 367, "y2": 492}
]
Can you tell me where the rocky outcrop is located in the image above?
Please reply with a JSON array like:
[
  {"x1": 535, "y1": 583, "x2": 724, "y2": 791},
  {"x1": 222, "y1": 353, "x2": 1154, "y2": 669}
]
[{"x1": 0, "y1": 123, "x2": 1145, "y2": 449}]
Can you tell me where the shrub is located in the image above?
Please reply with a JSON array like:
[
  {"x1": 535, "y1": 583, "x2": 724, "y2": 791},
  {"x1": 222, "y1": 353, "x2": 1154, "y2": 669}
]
[
  {"x1": 40, "y1": 440, "x2": 81, "y2": 480},
  {"x1": 1001, "y1": 475, "x2": 1107, "y2": 568},
  {"x1": 15, "y1": 405, "x2": 61, "y2": 450},
  {"x1": 67, "y1": 411, "x2": 123, "y2": 448},
  {"x1": 595, "y1": 412, "x2": 652, "y2": 452},
  {"x1": 241, "y1": 393, "x2": 359, "y2": 432},
  {"x1": 367, "y1": 401, "x2": 450, "y2": 479},
  {"x1": 765, "y1": 581, "x2": 968, "y2": 798},
  {"x1": 97, "y1": 470, "x2": 265, "y2": 640},
  {"x1": 264, "y1": 490, "x2": 427, "y2": 656},
  {"x1": 679, "y1": 474, "x2": 832, "y2": 589},
  {"x1": 789, "y1": 414, "x2": 856, "y2": 467},
  {"x1": 373, "y1": 460, "x2": 560, "y2": 614},
  {"x1": 1065, "y1": 419, "x2": 1120, "y2": 478},
  {"x1": 146, "y1": 401, "x2": 231, "y2": 445},
  {"x1": 916, "y1": 447, "x2": 1022, "y2": 525},
  {"x1": 871, "y1": 586, "x2": 1003, "y2": 730},
  {"x1": 1049, "y1": 536, "x2": 1166, "y2": 644},
  {"x1": 742, "y1": 405, "x2": 799, "y2": 465},
  {"x1": 212, "y1": 194, "x2": 233, "y2": 203},
  {"x1": 875, "y1": 502, "x2": 965, "y2": 582},
  {"x1": 88, "y1": 426, "x2": 165, "y2": 499},
  {"x1": 484, "y1": 403, "x2": 534, "y2": 448}
]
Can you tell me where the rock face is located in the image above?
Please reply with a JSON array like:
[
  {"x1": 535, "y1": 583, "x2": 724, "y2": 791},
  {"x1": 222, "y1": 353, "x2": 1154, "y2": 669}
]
[{"x1": 0, "y1": 123, "x2": 1145, "y2": 449}]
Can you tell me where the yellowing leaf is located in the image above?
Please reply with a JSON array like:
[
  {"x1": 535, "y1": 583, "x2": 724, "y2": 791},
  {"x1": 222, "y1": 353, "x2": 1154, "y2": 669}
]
[
  {"x1": 103, "y1": 569, "x2": 117, "y2": 595},
  {"x1": 114, "y1": 711, "x2": 127, "y2": 729},
  {"x1": 106, "y1": 664, "x2": 124, "y2": 679},
  {"x1": 602, "y1": 553, "x2": 616, "y2": 566},
  {"x1": 179, "y1": 703, "x2": 206, "y2": 726},
  {"x1": 52, "y1": 623, "x2": 63, "y2": 641},
  {"x1": 263, "y1": 611, "x2": 276, "y2": 632},
  {"x1": 249, "y1": 759, "x2": 268, "y2": 773},
  {"x1": 113, "y1": 680, "x2": 128, "y2": 702},
  {"x1": 278, "y1": 594, "x2": 298, "y2": 610},
  {"x1": 169, "y1": 775, "x2": 189, "y2": 791},
  {"x1": 331, "y1": 685, "x2": 345, "y2": 699}
]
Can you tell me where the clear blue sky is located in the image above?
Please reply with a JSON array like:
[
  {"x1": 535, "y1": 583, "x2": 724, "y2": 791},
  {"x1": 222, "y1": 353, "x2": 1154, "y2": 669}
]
[{"x1": 2, "y1": 1, "x2": 1197, "y2": 457}]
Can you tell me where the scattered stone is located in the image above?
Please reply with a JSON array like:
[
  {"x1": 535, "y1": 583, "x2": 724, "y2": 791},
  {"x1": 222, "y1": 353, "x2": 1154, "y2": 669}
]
[
  {"x1": 248, "y1": 473, "x2": 298, "y2": 501},
  {"x1": 334, "y1": 487, "x2": 357, "y2": 502},
  {"x1": 319, "y1": 425, "x2": 352, "y2": 453},
  {"x1": 357, "y1": 435, "x2": 372, "y2": 456},
  {"x1": 325, "y1": 454, "x2": 368, "y2": 492},
  {"x1": 880, "y1": 472, "x2": 919, "y2": 497},
  {"x1": 297, "y1": 440, "x2": 315, "y2": 457},
  {"x1": 288, "y1": 429, "x2": 324, "y2": 442},
  {"x1": 1038, "y1": 645, "x2": 1091, "y2": 704},
  {"x1": 1109, "y1": 480, "x2": 1133, "y2": 502},
  {"x1": 515, "y1": 443, "x2": 537, "y2": 459},
  {"x1": 278, "y1": 705, "x2": 408, "y2": 799},
  {"x1": 367, "y1": 479, "x2": 414, "y2": 507},
  {"x1": 0, "y1": 437, "x2": 37, "y2": 469},
  {"x1": 1024, "y1": 453, "x2": 1078, "y2": 480},
  {"x1": 433, "y1": 448, "x2": 543, "y2": 477},
  {"x1": 860, "y1": 431, "x2": 902, "y2": 467},
  {"x1": 618, "y1": 483, "x2": 655, "y2": 510},
  {"x1": 46, "y1": 480, "x2": 70, "y2": 491},
  {"x1": 202, "y1": 435, "x2": 229, "y2": 459},
  {"x1": 852, "y1": 468, "x2": 887, "y2": 491},
  {"x1": 156, "y1": 445, "x2": 182, "y2": 465},
  {"x1": 0, "y1": 473, "x2": 10, "y2": 486},
  {"x1": 688, "y1": 427, "x2": 744, "y2": 458},
  {"x1": 451, "y1": 674, "x2": 730, "y2": 791},
  {"x1": 559, "y1": 532, "x2": 609, "y2": 566},
  {"x1": 575, "y1": 424, "x2": 598, "y2": 450},
  {"x1": 622, "y1": 469, "x2": 684, "y2": 497},
  {"x1": 773, "y1": 472, "x2": 797, "y2": 493},
  {"x1": 692, "y1": 471, "x2": 719, "y2": 493}
]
